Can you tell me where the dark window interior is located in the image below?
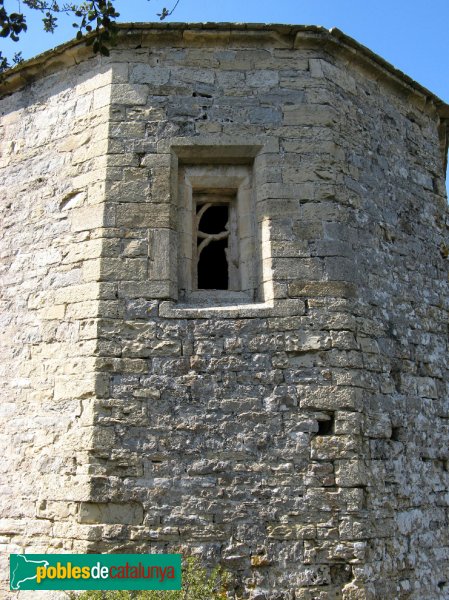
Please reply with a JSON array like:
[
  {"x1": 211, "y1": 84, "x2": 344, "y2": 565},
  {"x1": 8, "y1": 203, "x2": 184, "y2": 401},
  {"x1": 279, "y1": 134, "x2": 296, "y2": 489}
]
[
  {"x1": 317, "y1": 414, "x2": 334, "y2": 436},
  {"x1": 198, "y1": 238, "x2": 228, "y2": 289},
  {"x1": 198, "y1": 204, "x2": 228, "y2": 234},
  {"x1": 197, "y1": 204, "x2": 229, "y2": 290}
]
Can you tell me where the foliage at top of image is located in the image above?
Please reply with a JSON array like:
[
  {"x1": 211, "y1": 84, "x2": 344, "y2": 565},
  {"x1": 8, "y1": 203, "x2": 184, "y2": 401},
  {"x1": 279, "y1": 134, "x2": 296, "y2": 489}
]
[
  {"x1": 66, "y1": 557, "x2": 230, "y2": 600},
  {"x1": 0, "y1": 0, "x2": 181, "y2": 72}
]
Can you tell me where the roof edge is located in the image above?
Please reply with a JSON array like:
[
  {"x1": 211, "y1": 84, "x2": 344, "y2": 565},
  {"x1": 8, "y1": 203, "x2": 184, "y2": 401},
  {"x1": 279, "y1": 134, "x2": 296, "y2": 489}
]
[
  {"x1": 327, "y1": 27, "x2": 449, "y2": 118},
  {"x1": 0, "y1": 22, "x2": 448, "y2": 119}
]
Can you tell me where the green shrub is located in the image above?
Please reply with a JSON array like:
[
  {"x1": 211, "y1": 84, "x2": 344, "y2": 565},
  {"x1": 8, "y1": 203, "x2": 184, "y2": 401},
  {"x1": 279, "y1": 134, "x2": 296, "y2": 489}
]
[{"x1": 66, "y1": 557, "x2": 230, "y2": 600}]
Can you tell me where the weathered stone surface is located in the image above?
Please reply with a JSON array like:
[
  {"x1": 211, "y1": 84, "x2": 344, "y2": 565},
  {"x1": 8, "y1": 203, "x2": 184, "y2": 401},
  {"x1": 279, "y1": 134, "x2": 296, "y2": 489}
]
[
  {"x1": 0, "y1": 22, "x2": 448, "y2": 600},
  {"x1": 78, "y1": 502, "x2": 144, "y2": 525}
]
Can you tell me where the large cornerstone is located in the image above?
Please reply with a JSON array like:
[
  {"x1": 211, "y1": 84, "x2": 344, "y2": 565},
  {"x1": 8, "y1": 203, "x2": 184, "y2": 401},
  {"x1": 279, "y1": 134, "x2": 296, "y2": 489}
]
[{"x1": 0, "y1": 23, "x2": 448, "y2": 600}]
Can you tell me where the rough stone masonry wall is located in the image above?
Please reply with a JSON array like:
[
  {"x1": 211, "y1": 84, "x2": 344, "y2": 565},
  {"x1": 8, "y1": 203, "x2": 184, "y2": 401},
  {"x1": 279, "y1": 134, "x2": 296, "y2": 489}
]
[
  {"x1": 0, "y1": 54, "x2": 115, "y2": 596},
  {"x1": 0, "y1": 24, "x2": 448, "y2": 600},
  {"x1": 330, "y1": 58, "x2": 449, "y2": 599},
  {"x1": 80, "y1": 29, "x2": 448, "y2": 599},
  {"x1": 79, "y1": 32, "x2": 369, "y2": 600}
]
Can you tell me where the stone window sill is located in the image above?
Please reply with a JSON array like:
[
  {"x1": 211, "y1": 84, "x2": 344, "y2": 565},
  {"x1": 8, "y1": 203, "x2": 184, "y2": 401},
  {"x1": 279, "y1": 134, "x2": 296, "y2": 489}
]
[{"x1": 159, "y1": 298, "x2": 305, "y2": 319}]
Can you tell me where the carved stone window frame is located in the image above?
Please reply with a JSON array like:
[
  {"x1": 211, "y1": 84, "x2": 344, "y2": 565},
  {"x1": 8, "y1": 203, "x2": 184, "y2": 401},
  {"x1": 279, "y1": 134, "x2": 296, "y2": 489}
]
[{"x1": 178, "y1": 164, "x2": 256, "y2": 303}]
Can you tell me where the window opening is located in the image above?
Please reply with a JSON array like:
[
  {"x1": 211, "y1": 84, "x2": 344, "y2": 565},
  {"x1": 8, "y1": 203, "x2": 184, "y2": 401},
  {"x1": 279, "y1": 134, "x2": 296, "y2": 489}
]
[
  {"x1": 317, "y1": 413, "x2": 334, "y2": 436},
  {"x1": 193, "y1": 192, "x2": 239, "y2": 291},
  {"x1": 196, "y1": 203, "x2": 229, "y2": 290},
  {"x1": 177, "y1": 163, "x2": 259, "y2": 303}
]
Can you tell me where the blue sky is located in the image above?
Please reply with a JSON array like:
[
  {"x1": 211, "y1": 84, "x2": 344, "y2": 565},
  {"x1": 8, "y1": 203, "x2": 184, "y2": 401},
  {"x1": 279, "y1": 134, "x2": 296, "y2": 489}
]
[{"x1": 2, "y1": 0, "x2": 448, "y2": 102}]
